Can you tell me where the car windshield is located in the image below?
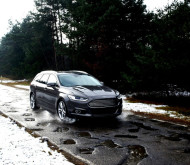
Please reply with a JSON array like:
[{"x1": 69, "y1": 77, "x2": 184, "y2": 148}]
[{"x1": 58, "y1": 73, "x2": 102, "y2": 87}]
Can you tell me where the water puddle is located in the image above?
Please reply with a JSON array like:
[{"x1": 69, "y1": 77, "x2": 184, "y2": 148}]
[
  {"x1": 30, "y1": 128, "x2": 44, "y2": 132},
  {"x1": 100, "y1": 140, "x2": 122, "y2": 148},
  {"x1": 36, "y1": 122, "x2": 50, "y2": 127},
  {"x1": 25, "y1": 118, "x2": 35, "y2": 121},
  {"x1": 77, "y1": 132, "x2": 91, "y2": 138},
  {"x1": 7, "y1": 111, "x2": 18, "y2": 113},
  {"x1": 79, "y1": 147, "x2": 94, "y2": 154},
  {"x1": 128, "y1": 128, "x2": 140, "y2": 133},
  {"x1": 61, "y1": 139, "x2": 76, "y2": 144},
  {"x1": 115, "y1": 135, "x2": 138, "y2": 138},
  {"x1": 53, "y1": 127, "x2": 69, "y2": 132},
  {"x1": 126, "y1": 145, "x2": 148, "y2": 164},
  {"x1": 22, "y1": 113, "x2": 32, "y2": 116}
]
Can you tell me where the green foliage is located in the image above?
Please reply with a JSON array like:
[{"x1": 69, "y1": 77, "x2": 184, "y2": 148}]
[{"x1": 1, "y1": 0, "x2": 190, "y2": 92}]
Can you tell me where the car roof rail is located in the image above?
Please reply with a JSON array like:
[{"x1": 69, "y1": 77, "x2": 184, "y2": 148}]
[
  {"x1": 40, "y1": 70, "x2": 57, "y2": 74},
  {"x1": 66, "y1": 70, "x2": 88, "y2": 74}
]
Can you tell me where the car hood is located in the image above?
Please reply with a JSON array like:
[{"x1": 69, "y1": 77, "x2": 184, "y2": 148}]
[{"x1": 71, "y1": 85, "x2": 116, "y2": 98}]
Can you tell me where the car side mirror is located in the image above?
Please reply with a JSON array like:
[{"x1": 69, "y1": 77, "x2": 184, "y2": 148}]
[
  {"x1": 47, "y1": 82, "x2": 57, "y2": 88},
  {"x1": 100, "y1": 81, "x2": 104, "y2": 85}
]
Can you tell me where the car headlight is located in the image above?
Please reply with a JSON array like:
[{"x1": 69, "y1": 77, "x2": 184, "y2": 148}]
[
  {"x1": 68, "y1": 95, "x2": 88, "y2": 102},
  {"x1": 115, "y1": 91, "x2": 122, "y2": 99},
  {"x1": 117, "y1": 94, "x2": 122, "y2": 99}
]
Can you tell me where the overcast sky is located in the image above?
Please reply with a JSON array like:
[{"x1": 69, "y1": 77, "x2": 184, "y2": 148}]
[
  {"x1": 0, "y1": 0, "x2": 183, "y2": 39},
  {"x1": 0, "y1": 0, "x2": 35, "y2": 39}
]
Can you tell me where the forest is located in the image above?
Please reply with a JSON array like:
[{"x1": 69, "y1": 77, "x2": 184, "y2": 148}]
[{"x1": 0, "y1": 0, "x2": 190, "y2": 92}]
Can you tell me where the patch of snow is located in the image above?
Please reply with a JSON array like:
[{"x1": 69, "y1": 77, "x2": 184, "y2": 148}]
[
  {"x1": 0, "y1": 84, "x2": 29, "y2": 110},
  {"x1": 123, "y1": 100, "x2": 167, "y2": 114},
  {"x1": 122, "y1": 98, "x2": 190, "y2": 121},
  {"x1": 0, "y1": 115, "x2": 74, "y2": 165}
]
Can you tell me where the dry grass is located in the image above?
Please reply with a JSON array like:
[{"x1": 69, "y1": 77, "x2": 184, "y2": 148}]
[
  {"x1": 3, "y1": 81, "x2": 30, "y2": 86},
  {"x1": 0, "y1": 81, "x2": 30, "y2": 90},
  {"x1": 132, "y1": 111, "x2": 190, "y2": 126},
  {"x1": 0, "y1": 77, "x2": 11, "y2": 80}
]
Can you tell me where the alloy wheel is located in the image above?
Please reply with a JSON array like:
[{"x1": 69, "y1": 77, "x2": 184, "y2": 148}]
[
  {"x1": 30, "y1": 93, "x2": 35, "y2": 109},
  {"x1": 58, "y1": 100, "x2": 67, "y2": 120}
]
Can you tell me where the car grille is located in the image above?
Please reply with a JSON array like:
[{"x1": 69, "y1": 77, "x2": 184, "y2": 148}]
[
  {"x1": 90, "y1": 108, "x2": 117, "y2": 114},
  {"x1": 88, "y1": 99, "x2": 117, "y2": 108}
]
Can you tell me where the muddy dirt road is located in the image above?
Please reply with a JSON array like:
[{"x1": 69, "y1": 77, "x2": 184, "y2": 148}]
[{"x1": 0, "y1": 84, "x2": 190, "y2": 165}]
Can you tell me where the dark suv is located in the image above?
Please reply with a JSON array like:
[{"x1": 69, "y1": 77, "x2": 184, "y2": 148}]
[{"x1": 30, "y1": 70, "x2": 122, "y2": 120}]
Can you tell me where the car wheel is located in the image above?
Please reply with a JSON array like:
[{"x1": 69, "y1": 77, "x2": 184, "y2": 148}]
[
  {"x1": 30, "y1": 93, "x2": 39, "y2": 110},
  {"x1": 57, "y1": 100, "x2": 67, "y2": 120}
]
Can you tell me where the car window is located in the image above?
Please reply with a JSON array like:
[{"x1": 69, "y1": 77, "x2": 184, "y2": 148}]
[
  {"x1": 40, "y1": 74, "x2": 49, "y2": 84},
  {"x1": 58, "y1": 73, "x2": 101, "y2": 87},
  {"x1": 47, "y1": 74, "x2": 57, "y2": 84},
  {"x1": 34, "y1": 74, "x2": 42, "y2": 82}
]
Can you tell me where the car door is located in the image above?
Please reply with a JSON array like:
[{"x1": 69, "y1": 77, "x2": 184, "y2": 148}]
[
  {"x1": 36, "y1": 74, "x2": 50, "y2": 107},
  {"x1": 44, "y1": 74, "x2": 59, "y2": 112}
]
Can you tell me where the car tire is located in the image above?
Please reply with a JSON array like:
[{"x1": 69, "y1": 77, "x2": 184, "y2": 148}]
[
  {"x1": 57, "y1": 100, "x2": 67, "y2": 121},
  {"x1": 30, "y1": 93, "x2": 39, "y2": 110}
]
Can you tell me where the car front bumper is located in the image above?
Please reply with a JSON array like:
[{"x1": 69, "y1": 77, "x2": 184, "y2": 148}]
[{"x1": 66, "y1": 99, "x2": 122, "y2": 118}]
